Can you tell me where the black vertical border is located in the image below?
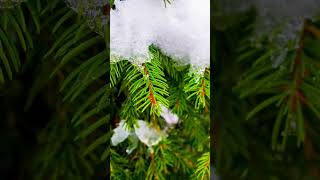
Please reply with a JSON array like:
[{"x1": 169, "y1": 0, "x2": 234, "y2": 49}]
[
  {"x1": 210, "y1": 0, "x2": 214, "y2": 179},
  {"x1": 106, "y1": 2, "x2": 111, "y2": 179}
]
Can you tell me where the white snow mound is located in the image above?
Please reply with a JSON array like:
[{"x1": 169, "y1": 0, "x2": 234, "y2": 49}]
[{"x1": 111, "y1": 0, "x2": 210, "y2": 71}]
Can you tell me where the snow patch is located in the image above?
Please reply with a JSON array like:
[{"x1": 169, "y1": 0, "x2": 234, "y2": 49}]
[
  {"x1": 111, "y1": 120, "x2": 164, "y2": 148},
  {"x1": 111, "y1": 0, "x2": 210, "y2": 71},
  {"x1": 134, "y1": 120, "x2": 163, "y2": 147},
  {"x1": 217, "y1": 0, "x2": 320, "y2": 67},
  {"x1": 160, "y1": 104, "x2": 179, "y2": 125},
  {"x1": 111, "y1": 120, "x2": 131, "y2": 146},
  {"x1": 64, "y1": 0, "x2": 108, "y2": 35}
]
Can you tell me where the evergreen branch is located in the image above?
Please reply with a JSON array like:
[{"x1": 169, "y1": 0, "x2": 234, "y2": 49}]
[
  {"x1": 75, "y1": 115, "x2": 110, "y2": 140},
  {"x1": 1, "y1": 0, "x2": 111, "y2": 179},
  {"x1": 110, "y1": 60, "x2": 128, "y2": 87},
  {"x1": 184, "y1": 68, "x2": 210, "y2": 110},
  {"x1": 163, "y1": 0, "x2": 172, "y2": 8},
  {"x1": 43, "y1": 21, "x2": 83, "y2": 59},
  {"x1": 120, "y1": 97, "x2": 139, "y2": 129},
  {"x1": 59, "y1": 51, "x2": 108, "y2": 92},
  {"x1": 193, "y1": 152, "x2": 210, "y2": 180},
  {"x1": 236, "y1": 19, "x2": 320, "y2": 150},
  {"x1": 0, "y1": 2, "x2": 38, "y2": 83},
  {"x1": 50, "y1": 36, "x2": 104, "y2": 78},
  {"x1": 125, "y1": 47, "x2": 169, "y2": 115},
  {"x1": 146, "y1": 139, "x2": 192, "y2": 179},
  {"x1": 168, "y1": 79, "x2": 189, "y2": 116},
  {"x1": 83, "y1": 131, "x2": 112, "y2": 156},
  {"x1": 110, "y1": 149, "x2": 133, "y2": 179},
  {"x1": 34, "y1": 119, "x2": 95, "y2": 180},
  {"x1": 52, "y1": 10, "x2": 74, "y2": 34}
]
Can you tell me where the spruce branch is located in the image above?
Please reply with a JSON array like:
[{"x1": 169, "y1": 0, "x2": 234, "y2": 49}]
[
  {"x1": 110, "y1": 60, "x2": 128, "y2": 87},
  {"x1": 184, "y1": 68, "x2": 210, "y2": 110},
  {"x1": 235, "y1": 18, "x2": 320, "y2": 151},
  {"x1": 193, "y1": 152, "x2": 210, "y2": 180},
  {"x1": 0, "y1": 2, "x2": 37, "y2": 83},
  {"x1": 125, "y1": 47, "x2": 169, "y2": 116}
]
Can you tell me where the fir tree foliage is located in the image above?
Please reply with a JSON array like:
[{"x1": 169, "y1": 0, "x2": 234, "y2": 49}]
[
  {"x1": 214, "y1": 4, "x2": 320, "y2": 179},
  {"x1": 193, "y1": 152, "x2": 210, "y2": 180},
  {"x1": 0, "y1": 1, "x2": 37, "y2": 82},
  {"x1": 234, "y1": 19, "x2": 320, "y2": 151},
  {"x1": 0, "y1": 0, "x2": 210, "y2": 179},
  {"x1": 110, "y1": 45, "x2": 210, "y2": 178},
  {"x1": 1, "y1": 0, "x2": 110, "y2": 178},
  {"x1": 113, "y1": 0, "x2": 211, "y2": 173},
  {"x1": 110, "y1": 28, "x2": 210, "y2": 179}
]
